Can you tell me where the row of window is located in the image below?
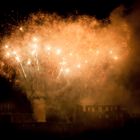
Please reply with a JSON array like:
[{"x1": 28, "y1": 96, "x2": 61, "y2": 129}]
[{"x1": 83, "y1": 105, "x2": 121, "y2": 112}]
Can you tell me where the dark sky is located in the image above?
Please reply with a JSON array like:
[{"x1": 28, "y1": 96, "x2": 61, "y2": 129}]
[
  {"x1": 0, "y1": 0, "x2": 134, "y2": 21},
  {"x1": 0, "y1": 0, "x2": 134, "y2": 36}
]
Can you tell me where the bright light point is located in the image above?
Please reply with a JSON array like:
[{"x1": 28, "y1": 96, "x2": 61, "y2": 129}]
[
  {"x1": 6, "y1": 52, "x2": 10, "y2": 57},
  {"x1": 13, "y1": 51, "x2": 17, "y2": 55},
  {"x1": 19, "y1": 27, "x2": 23, "y2": 31},
  {"x1": 69, "y1": 53, "x2": 73, "y2": 56},
  {"x1": 56, "y1": 48, "x2": 61, "y2": 55},
  {"x1": 46, "y1": 45, "x2": 51, "y2": 51},
  {"x1": 60, "y1": 60, "x2": 67, "y2": 65},
  {"x1": 32, "y1": 37, "x2": 38, "y2": 42},
  {"x1": 76, "y1": 64, "x2": 81, "y2": 68},
  {"x1": 109, "y1": 50, "x2": 113, "y2": 54},
  {"x1": 85, "y1": 60, "x2": 88, "y2": 63},
  {"x1": 31, "y1": 50, "x2": 36, "y2": 55},
  {"x1": 65, "y1": 68, "x2": 70, "y2": 74},
  {"x1": 27, "y1": 59, "x2": 31, "y2": 65},
  {"x1": 96, "y1": 50, "x2": 99, "y2": 55},
  {"x1": 5, "y1": 45, "x2": 9, "y2": 49},
  {"x1": 113, "y1": 56, "x2": 118, "y2": 60},
  {"x1": 15, "y1": 56, "x2": 20, "y2": 62}
]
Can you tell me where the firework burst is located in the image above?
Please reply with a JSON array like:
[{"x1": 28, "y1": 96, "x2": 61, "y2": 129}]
[{"x1": 0, "y1": 12, "x2": 131, "y2": 122}]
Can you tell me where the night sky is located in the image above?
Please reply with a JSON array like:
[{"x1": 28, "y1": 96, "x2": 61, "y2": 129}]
[{"x1": 0, "y1": 0, "x2": 134, "y2": 34}]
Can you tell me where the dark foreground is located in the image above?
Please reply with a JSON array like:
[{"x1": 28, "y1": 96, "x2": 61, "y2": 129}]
[{"x1": 0, "y1": 118, "x2": 140, "y2": 140}]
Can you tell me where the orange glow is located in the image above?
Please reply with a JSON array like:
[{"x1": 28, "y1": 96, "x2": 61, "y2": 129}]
[
  {"x1": 0, "y1": 12, "x2": 131, "y2": 122},
  {"x1": 1, "y1": 13, "x2": 130, "y2": 80}
]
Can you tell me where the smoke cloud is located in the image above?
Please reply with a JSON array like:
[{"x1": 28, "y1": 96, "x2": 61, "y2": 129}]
[{"x1": 0, "y1": 3, "x2": 140, "y2": 122}]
